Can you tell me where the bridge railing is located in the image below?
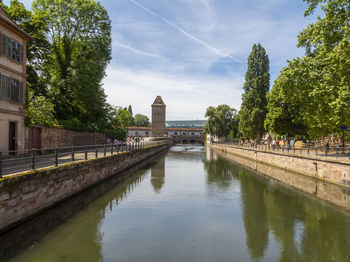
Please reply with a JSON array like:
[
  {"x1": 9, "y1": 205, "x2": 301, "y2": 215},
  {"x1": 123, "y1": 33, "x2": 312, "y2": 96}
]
[{"x1": 0, "y1": 140, "x2": 168, "y2": 177}]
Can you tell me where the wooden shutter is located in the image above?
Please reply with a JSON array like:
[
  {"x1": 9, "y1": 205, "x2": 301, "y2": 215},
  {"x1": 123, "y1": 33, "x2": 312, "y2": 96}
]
[
  {"x1": 6, "y1": 76, "x2": 11, "y2": 101},
  {"x1": 1, "y1": 75, "x2": 5, "y2": 100},
  {"x1": 0, "y1": 73, "x2": 4, "y2": 100},
  {"x1": 20, "y1": 44, "x2": 24, "y2": 64},
  {"x1": 6, "y1": 36, "x2": 11, "y2": 59},
  {"x1": 19, "y1": 81, "x2": 23, "y2": 104},
  {"x1": 1, "y1": 34, "x2": 6, "y2": 56}
]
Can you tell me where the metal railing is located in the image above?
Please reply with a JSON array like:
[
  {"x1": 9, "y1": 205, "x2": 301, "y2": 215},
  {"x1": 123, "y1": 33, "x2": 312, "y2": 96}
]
[
  {"x1": 0, "y1": 141, "x2": 167, "y2": 177},
  {"x1": 213, "y1": 142, "x2": 350, "y2": 162}
]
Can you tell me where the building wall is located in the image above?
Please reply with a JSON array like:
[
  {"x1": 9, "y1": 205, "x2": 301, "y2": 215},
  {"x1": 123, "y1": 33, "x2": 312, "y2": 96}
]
[
  {"x1": 0, "y1": 142, "x2": 171, "y2": 232},
  {"x1": 0, "y1": 20, "x2": 28, "y2": 153},
  {"x1": 0, "y1": 112, "x2": 25, "y2": 153}
]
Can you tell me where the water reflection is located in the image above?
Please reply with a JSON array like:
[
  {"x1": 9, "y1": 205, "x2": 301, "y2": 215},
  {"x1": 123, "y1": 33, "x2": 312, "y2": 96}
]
[
  {"x1": 151, "y1": 156, "x2": 165, "y2": 193},
  {"x1": 204, "y1": 149, "x2": 350, "y2": 262},
  {"x1": 1, "y1": 153, "x2": 159, "y2": 262}
]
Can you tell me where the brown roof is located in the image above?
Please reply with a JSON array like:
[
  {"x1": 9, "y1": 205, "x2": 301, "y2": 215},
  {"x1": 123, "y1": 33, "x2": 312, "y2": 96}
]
[
  {"x1": 0, "y1": 7, "x2": 33, "y2": 41},
  {"x1": 152, "y1": 96, "x2": 165, "y2": 106}
]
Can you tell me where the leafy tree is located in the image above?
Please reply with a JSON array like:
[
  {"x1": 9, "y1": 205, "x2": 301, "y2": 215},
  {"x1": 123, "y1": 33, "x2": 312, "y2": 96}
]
[
  {"x1": 265, "y1": 0, "x2": 350, "y2": 139},
  {"x1": 26, "y1": 88, "x2": 57, "y2": 127},
  {"x1": 204, "y1": 105, "x2": 238, "y2": 142},
  {"x1": 134, "y1": 114, "x2": 150, "y2": 127},
  {"x1": 116, "y1": 107, "x2": 134, "y2": 128},
  {"x1": 239, "y1": 44, "x2": 270, "y2": 142},
  {"x1": 31, "y1": 0, "x2": 112, "y2": 129},
  {"x1": 264, "y1": 71, "x2": 308, "y2": 138}
]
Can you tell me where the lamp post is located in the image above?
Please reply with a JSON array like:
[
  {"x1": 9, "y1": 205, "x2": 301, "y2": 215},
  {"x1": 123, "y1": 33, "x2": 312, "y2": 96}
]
[{"x1": 340, "y1": 125, "x2": 347, "y2": 155}]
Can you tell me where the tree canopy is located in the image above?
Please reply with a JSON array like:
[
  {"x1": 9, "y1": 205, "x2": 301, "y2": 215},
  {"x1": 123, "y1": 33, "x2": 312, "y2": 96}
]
[
  {"x1": 134, "y1": 114, "x2": 150, "y2": 127},
  {"x1": 204, "y1": 105, "x2": 238, "y2": 141},
  {"x1": 265, "y1": 0, "x2": 350, "y2": 139}
]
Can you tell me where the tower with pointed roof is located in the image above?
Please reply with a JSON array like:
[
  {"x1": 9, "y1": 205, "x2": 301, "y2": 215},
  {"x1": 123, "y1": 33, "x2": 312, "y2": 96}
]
[{"x1": 152, "y1": 96, "x2": 166, "y2": 137}]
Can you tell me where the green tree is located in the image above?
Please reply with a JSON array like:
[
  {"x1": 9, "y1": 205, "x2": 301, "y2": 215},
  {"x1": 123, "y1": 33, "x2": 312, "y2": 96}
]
[
  {"x1": 134, "y1": 114, "x2": 150, "y2": 127},
  {"x1": 239, "y1": 44, "x2": 270, "y2": 142},
  {"x1": 26, "y1": 88, "x2": 57, "y2": 127},
  {"x1": 265, "y1": 0, "x2": 350, "y2": 139},
  {"x1": 204, "y1": 105, "x2": 238, "y2": 142},
  {"x1": 31, "y1": 0, "x2": 112, "y2": 129}
]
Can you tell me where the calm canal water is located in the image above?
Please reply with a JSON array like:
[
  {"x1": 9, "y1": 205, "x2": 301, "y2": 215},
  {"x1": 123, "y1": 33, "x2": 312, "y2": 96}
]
[{"x1": 4, "y1": 145, "x2": 350, "y2": 262}]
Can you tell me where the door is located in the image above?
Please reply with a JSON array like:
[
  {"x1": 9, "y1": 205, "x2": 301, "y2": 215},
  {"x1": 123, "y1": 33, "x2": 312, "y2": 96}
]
[{"x1": 9, "y1": 122, "x2": 16, "y2": 153}]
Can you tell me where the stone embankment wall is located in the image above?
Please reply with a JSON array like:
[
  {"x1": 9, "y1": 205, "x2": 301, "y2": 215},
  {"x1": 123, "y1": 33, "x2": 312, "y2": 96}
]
[
  {"x1": 208, "y1": 143, "x2": 350, "y2": 189},
  {"x1": 213, "y1": 150, "x2": 350, "y2": 211},
  {"x1": 0, "y1": 142, "x2": 170, "y2": 232}
]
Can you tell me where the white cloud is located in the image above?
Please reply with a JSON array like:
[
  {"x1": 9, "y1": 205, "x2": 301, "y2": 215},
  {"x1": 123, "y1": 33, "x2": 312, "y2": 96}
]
[{"x1": 103, "y1": 66, "x2": 244, "y2": 120}]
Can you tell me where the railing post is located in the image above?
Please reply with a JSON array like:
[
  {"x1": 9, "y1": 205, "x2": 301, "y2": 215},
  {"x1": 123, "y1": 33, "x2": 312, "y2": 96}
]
[
  {"x1": 104, "y1": 144, "x2": 106, "y2": 157},
  {"x1": 316, "y1": 148, "x2": 318, "y2": 156},
  {"x1": 0, "y1": 152, "x2": 2, "y2": 177},
  {"x1": 95, "y1": 145, "x2": 98, "y2": 158},
  {"x1": 72, "y1": 146, "x2": 75, "y2": 162},
  {"x1": 55, "y1": 147, "x2": 58, "y2": 166},
  {"x1": 307, "y1": 148, "x2": 309, "y2": 156},
  {"x1": 31, "y1": 148, "x2": 35, "y2": 170},
  {"x1": 111, "y1": 144, "x2": 114, "y2": 155},
  {"x1": 325, "y1": 147, "x2": 328, "y2": 157}
]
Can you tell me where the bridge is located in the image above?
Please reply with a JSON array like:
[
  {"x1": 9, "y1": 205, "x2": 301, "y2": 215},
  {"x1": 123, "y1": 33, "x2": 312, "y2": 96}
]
[{"x1": 172, "y1": 135, "x2": 204, "y2": 145}]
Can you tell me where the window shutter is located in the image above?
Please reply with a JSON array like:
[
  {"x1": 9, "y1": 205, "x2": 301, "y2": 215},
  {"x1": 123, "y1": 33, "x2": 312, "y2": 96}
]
[
  {"x1": 1, "y1": 75, "x2": 5, "y2": 100},
  {"x1": 0, "y1": 74, "x2": 3, "y2": 100},
  {"x1": 20, "y1": 44, "x2": 24, "y2": 64},
  {"x1": 7, "y1": 36, "x2": 11, "y2": 58},
  {"x1": 19, "y1": 82, "x2": 23, "y2": 104},
  {"x1": 6, "y1": 76, "x2": 11, "y2": 101},
  {"x1": 1, "y1": 34, "x2": 6, "y2": 56}
]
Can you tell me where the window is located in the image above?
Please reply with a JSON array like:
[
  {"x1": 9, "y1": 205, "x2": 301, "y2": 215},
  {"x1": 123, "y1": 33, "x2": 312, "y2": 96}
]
[
  {"x1": 1, "y1": 34, "x2": 24, "y2": 64},
  {"x1": 174, "y1": 132, "x2": 177, "y2": 135},
  {"x1": 191, "y1": 132, "x2": 195, "y2": 135},
  {"x1": 0, "y1": 74, "x2": 23, "y2": 104}
]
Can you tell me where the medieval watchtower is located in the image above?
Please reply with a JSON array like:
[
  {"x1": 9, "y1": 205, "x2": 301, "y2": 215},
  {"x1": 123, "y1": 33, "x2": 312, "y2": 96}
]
[{"x1": 152, "y1": 96, "x2": 166, "y2": 137}]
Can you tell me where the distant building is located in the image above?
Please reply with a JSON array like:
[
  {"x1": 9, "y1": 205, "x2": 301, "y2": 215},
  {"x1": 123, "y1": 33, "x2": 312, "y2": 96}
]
[
  {"x1": 151, "y1": 96, "x2": 166, "y2": 137},
  {"x1": 0, "y1": 8, "x2": 32, "y2": 153},
  {"x1": 127, "y1": 96, "x2": 205, "y2": 143}
]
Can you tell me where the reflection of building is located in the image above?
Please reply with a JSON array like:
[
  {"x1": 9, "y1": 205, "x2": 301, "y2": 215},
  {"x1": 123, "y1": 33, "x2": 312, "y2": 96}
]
[
  {"x1": 0, "y1": 7, "x2": 32, "y2": 153},
  {"x1": 151, "y1": 156, "x2": 165, "y2": 193},
  {"x1": 152, "y1": 96, "x2": 166, "y2": 137}
]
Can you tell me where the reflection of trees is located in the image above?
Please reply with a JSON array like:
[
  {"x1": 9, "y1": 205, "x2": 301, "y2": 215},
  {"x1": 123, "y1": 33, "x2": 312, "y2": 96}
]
[
  {"x1": 203, "y1": 153, "x2": 238, "y2": 190},
  {"x1": 205, "y1": 150, "x2": 350, "y2": 262},
  {"x1": 239, "y1": 170, "x2": 269, "y2": 260},
  {"x1": 151, "y1": 156, "x2": 166, "y2": 193}
]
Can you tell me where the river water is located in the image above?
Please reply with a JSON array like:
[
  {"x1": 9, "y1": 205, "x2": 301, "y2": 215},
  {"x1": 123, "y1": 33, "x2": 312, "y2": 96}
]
[{"x1": 3, "y1": 145, "x2": 350, "y2": 262}]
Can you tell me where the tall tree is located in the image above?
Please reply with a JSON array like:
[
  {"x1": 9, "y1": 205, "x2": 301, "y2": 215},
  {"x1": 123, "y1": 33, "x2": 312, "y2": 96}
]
[
  {"x1": 31, "y1": 0, "x2": 112, "y2": 130},
  {"x1": 239, "y1": 44, "x2": 270, "y2": 143}
]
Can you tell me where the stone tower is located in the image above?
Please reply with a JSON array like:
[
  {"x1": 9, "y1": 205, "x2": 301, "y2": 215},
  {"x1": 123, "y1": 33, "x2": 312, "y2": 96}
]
[{"x1": 152, "y1": 96, "x2": 166, "y2": 137}]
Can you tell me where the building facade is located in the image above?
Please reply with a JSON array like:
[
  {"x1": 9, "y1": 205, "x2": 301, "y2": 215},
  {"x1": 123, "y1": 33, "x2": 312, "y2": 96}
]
[
  {"x1": 0, "y1": 8, "x2": 32, "y2": 153},
  {"x1": 151, "y1": 96, "x2": 166, "y2": 137}
]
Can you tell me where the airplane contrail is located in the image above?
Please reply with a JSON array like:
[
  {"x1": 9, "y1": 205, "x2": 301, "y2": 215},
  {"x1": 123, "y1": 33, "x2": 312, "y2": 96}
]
[{"x1": 129, "y1": 0, "x2": 241, "y2": 63}]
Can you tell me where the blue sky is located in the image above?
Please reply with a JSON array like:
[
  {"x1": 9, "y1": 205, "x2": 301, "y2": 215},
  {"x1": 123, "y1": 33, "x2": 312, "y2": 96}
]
[{"x1": 7, "y1": 0, "x2": 317, "y2": 120}]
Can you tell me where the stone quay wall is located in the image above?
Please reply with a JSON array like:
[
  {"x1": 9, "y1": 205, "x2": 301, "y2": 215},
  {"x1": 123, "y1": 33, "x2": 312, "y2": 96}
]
[
  {"x1": 213, "y1": 150, "x2": 350, "y2": 212},
  {"x1": 208, "y1": 143, "x2": 350, "y2": 189},
  {"x1": 0, "y1": 142, "x2": 170, "y2": 232}
]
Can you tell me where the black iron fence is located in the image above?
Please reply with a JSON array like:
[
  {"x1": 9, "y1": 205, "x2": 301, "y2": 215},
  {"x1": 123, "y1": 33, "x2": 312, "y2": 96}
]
[
  {"x1": 214, "y1": 142, "x2": 350, "y2": 161},
  {"x1": 0, "y1": 141, "x2": 166, "y2": 177}
]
